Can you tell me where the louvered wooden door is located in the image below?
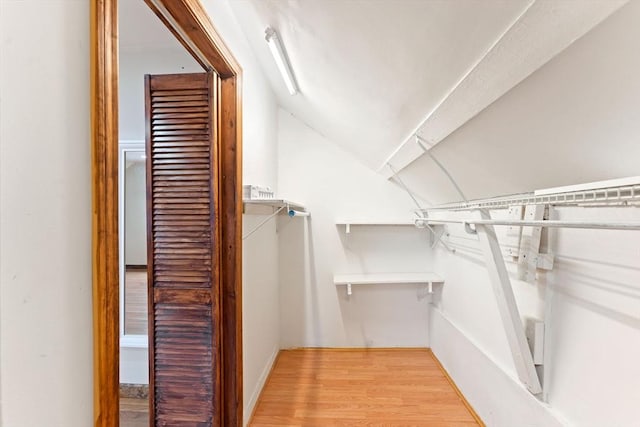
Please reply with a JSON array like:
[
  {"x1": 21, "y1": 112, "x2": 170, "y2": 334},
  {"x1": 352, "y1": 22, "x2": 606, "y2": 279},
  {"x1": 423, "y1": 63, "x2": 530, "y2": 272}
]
[{"x1": 145, "y1": 72, "x2": 222, "y2": 426}]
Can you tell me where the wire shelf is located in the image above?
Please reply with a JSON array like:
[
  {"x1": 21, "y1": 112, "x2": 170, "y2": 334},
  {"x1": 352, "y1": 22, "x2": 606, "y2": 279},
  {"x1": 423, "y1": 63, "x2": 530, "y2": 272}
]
[{"x1": 422, "y1": 182, "x2": 640, "y2": 212}]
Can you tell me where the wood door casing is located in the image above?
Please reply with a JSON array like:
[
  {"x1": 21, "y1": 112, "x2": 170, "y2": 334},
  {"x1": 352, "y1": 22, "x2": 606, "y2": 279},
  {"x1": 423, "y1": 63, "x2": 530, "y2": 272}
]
[
  {"x1": 145, "y1": 72, "x2": 221, "y2": 426},
  {"x1": 92, "y1": 1, "x2": 243, "y2": 424}
]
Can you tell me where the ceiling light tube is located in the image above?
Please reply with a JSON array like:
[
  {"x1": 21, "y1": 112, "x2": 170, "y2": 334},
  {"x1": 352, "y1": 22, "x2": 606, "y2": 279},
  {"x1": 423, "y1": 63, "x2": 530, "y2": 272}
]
[{"x1": 265, "y1": 27, "x2": 299, "y2": 95}]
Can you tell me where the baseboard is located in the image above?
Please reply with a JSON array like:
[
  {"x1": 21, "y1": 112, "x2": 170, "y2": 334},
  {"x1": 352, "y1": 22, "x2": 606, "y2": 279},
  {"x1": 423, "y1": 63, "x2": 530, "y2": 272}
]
[
  {"x1": 244, "y1": 346, "x2": 280, "y2": 427},
  {"x1": 430, "y1": 308, "x2": 568, "y2": 427},
  {"x1": 427, "y1": 349, "x2": 485, "y2": 426}
]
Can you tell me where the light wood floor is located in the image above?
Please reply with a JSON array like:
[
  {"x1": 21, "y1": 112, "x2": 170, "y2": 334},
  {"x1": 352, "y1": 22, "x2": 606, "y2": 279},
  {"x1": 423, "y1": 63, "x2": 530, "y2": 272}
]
[
  {"x1": 124, "y1": 268, "x2": 148, "y2": 335},
  {"x1": 250, "y1": 348, "x2": 482, "y2": 426},
  {"x1": 120, "y1": 397, "x2": 149, "y2": 427},
  {"x1": 119, "y1": 349, "x2": 482, "y2": 426}
]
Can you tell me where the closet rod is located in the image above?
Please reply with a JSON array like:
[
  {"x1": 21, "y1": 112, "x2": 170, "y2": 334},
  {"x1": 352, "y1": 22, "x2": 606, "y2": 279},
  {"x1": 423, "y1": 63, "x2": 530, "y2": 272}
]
[{"x1": 418, "y1": 218, "x2": 640, "y2": 231}]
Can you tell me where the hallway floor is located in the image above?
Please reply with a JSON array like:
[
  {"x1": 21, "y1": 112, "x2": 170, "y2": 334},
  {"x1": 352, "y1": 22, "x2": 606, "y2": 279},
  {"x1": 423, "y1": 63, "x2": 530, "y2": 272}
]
[
  {"x1": 249, "y1": 348, "x2": 482, "y2": 426},
  {"x1": 120, "y1": 397, "x2": 148, "y2": 427}
]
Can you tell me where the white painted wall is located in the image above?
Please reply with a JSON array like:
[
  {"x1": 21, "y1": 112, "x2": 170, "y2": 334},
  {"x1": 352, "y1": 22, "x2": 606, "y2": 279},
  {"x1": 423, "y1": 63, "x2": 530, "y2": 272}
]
[
  {"x1": 124, "y1": 161, "x2": 146, "y2": 265},
  {"x1": 0, "y1": 1, "x2": 92, "y2": 426},
  {"x1": 241, "y1": 213, "x2": 279, "y2": 422},
  {"x1": 119, "y1": 48, "x2": 202, "y2": 141},
  {"x1": 200, "y1": 0, "x2": 279, "y2": 190},
  {"x1": 396, "y1": 3, "x2": 640, "y2": 426},
  {"x1": 277, "y1": 109, "x2": 434, "y2": 348},
  {"x1": 546, "y1": 207, "x2": 640, "y2": 427}
]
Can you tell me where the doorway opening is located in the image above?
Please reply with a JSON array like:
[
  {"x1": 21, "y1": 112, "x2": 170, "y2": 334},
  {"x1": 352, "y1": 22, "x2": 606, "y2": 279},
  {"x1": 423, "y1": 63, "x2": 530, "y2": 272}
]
[{"x1": 91, "y1": 0, "x2": 243, "y2": 425}]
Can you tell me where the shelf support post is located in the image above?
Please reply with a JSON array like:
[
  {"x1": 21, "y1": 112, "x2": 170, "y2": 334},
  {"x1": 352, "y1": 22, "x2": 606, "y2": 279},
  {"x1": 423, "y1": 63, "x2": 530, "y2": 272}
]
[{"x1": 474, "y1": 209, "x2": 542, "y2": 394}]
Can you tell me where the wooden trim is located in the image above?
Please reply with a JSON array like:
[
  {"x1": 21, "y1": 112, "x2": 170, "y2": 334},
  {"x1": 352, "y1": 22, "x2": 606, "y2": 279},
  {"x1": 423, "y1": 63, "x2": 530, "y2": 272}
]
[
  {"x1": 220, "y1": 75, "x2": 243, "y2": 427},
  {"x1": 143, "y1": 0, "x2": 208, "y2": 71},
  {"x1": 91, "y1": 0, "x2": 120, "y2": 426},
  {"x1": 428, "y1": 349, "x2": 486, "y2": 427},
  {"x1": 147, "y1": 0, "x2": 242, "y2": 77},
  {"x1": 92, "y1": 0, "x2": 243, "y2": 425}
]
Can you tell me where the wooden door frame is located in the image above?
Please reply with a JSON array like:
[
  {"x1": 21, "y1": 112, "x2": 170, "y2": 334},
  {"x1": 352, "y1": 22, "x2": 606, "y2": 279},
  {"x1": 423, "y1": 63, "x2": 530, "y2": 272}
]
[{"x1": 91, "y1": 0, "x2": 243, "y2": 425}]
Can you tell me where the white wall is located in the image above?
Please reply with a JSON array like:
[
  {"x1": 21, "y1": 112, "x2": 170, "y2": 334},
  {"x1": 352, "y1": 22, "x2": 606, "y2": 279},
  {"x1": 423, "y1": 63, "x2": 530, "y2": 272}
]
[
  {"x1": 397, "y1": 3, "x2": 640, "y2": 426},
  {"x1": 0, "y1": 1, "x2": 92, "y2": 426},
  {"x1": 119, "y1": 48, "x2": 202, "y2": 141},
  {"x1": 241, "y1": 213, "x2": 279, "y2": 421},
  {"x1": 124, "y1": 161, "x2": 146, "y2": 265},
  {"x1": 277, "y1": 109, "x2": 434, "y2": 348},
  {"x1": 200, "y1": 0, "x2": 279, "y2": 190}
]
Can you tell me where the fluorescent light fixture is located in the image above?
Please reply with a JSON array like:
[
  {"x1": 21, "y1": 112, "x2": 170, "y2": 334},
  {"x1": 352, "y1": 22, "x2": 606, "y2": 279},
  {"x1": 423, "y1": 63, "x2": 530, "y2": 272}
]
[{"x1": 265, "y1": 27, "x2": 299, "y2": 95}]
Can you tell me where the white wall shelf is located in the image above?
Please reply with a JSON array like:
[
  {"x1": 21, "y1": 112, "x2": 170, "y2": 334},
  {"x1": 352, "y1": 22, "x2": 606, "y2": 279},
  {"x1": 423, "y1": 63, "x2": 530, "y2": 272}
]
[
  {"x1": 335, "y1": 220, "x2": 415, "y2": 233},
  {"x1": 334, "y1": 272, "x2": 444, "y2": 296},
  {"x1": 244, "y1": 198, "x2": 306, "y2": 212},
  {"x1": 242, "y1": 199, "x2": 309, "y2": 240}
]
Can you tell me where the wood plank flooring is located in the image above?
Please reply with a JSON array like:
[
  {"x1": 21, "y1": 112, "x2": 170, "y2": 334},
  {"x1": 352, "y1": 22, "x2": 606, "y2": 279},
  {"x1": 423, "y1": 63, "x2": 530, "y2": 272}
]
[
  {"x1": 249, "y1": 348, "x2": 482, "y2": 426},
  {"x1": 124, "y1": 268, "x2": 147, "y2": 335},
  {"x1": 120, "y1": 397, "x2": 149, "y2": 427},
  {"x1": 119, "y1": 349, "x2": 482, "y2": 426}
]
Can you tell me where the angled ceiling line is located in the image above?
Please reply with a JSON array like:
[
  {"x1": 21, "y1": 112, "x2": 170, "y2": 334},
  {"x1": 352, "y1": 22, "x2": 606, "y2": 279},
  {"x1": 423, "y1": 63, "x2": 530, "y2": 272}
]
[{"x1": 377, "y1": 0, "x2": 536, "y2": 177}]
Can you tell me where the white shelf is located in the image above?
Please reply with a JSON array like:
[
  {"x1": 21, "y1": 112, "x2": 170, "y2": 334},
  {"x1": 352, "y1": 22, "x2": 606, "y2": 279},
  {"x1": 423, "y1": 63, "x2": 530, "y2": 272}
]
[
  {"x1": 336, "y1": 220, "x2": 415, "y2": 233},
  {"x1": 427, "y1": 175, "x2": 640, "y2": 211},
  {"x1": 333, "y1": 272, "x2": 443, "y2": 286},
  {"x1": 243, "y1": 198, "x2": 306, "y2": 213},
  {"x1": 336, "y1": 220, "x2": 414, "y2": 226}
]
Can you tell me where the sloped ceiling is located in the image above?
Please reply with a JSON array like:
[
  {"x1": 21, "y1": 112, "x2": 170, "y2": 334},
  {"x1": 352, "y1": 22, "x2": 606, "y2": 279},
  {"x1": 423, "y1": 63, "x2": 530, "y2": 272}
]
[{"x1": 229, "y1": 0, "x2": 627, "y2": 173}]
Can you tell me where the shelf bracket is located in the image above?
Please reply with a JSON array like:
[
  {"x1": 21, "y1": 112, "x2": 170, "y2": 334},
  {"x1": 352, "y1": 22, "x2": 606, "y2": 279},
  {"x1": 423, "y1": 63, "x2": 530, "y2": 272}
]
[
  {"x1": 346, "y1": 283, "x2": 352, "y2": 296},
  {"x1": 346, "y1": 223, "x2": 351, "y2": 234},
  {"x1": 242, "y1": 205, "x2": 285, "y2": 240},
  {"x1": 475, "y1": 209, "x2": 542, "y2": 394}
]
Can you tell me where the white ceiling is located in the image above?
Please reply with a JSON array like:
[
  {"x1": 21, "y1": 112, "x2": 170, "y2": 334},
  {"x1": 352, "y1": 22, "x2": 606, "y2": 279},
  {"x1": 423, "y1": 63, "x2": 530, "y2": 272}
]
[
  {"x1": 119, "y1": 0, "x2": 183, "y2": 51},
  {"x1": 228, "y1": 0, "x2": 627, "y2": 172},
  {"x1": 119, "y1": 0, "x2": 627, "y2": 176}
]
